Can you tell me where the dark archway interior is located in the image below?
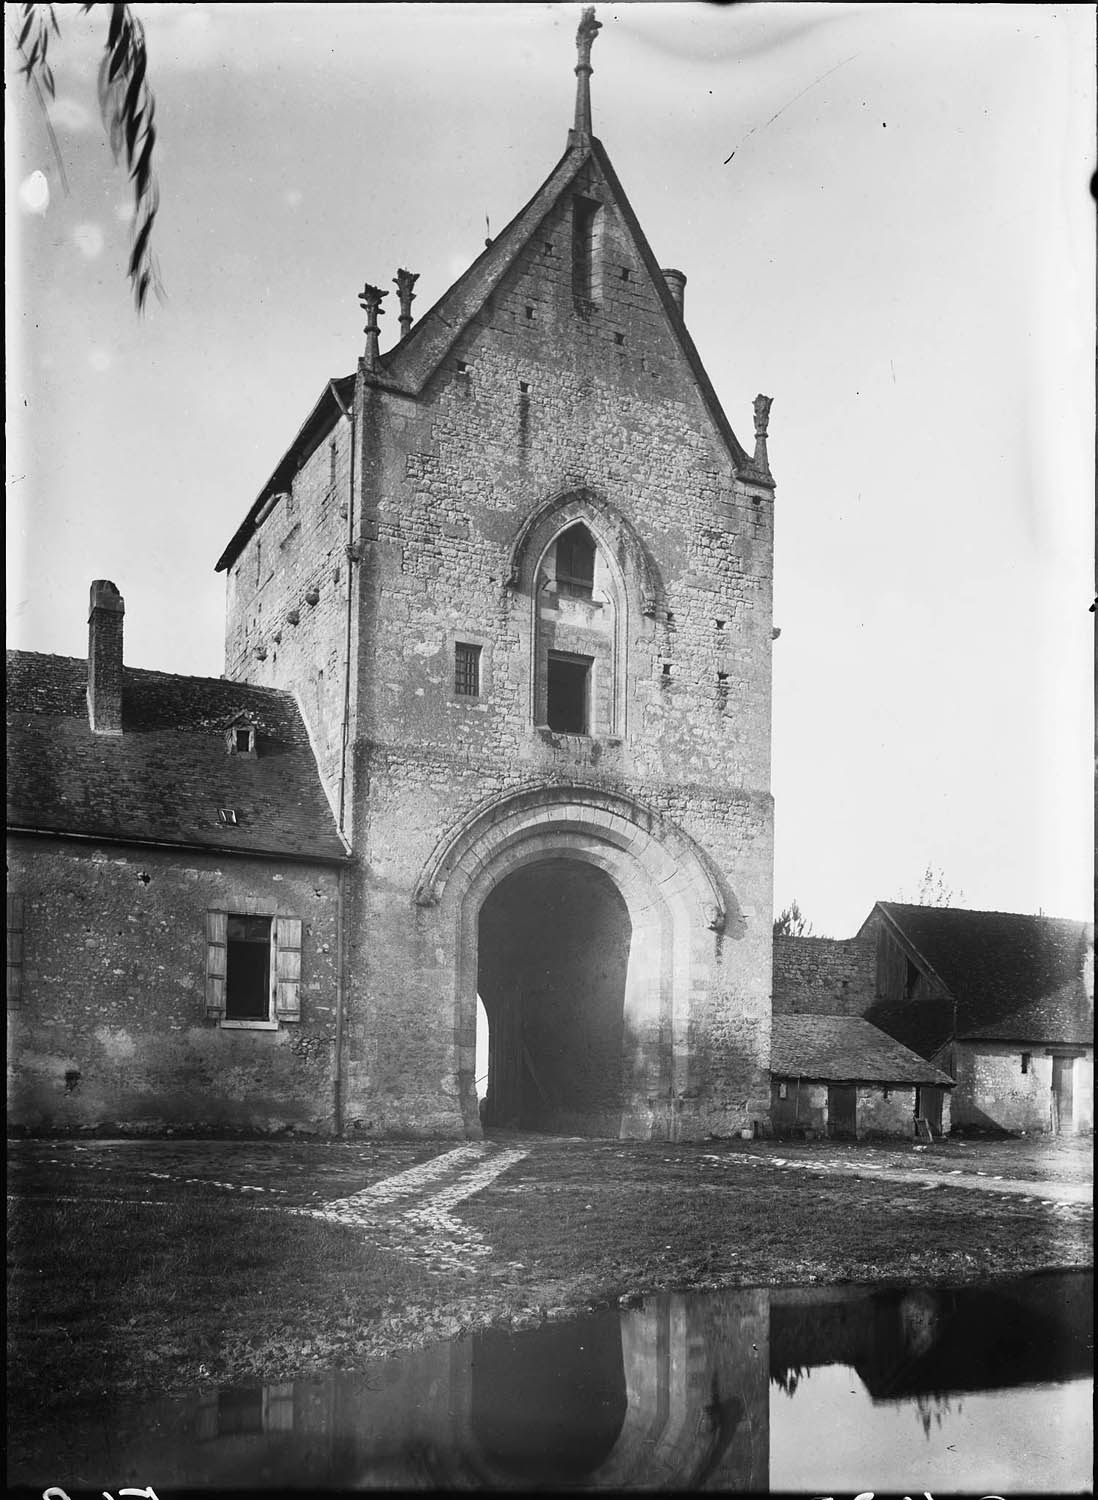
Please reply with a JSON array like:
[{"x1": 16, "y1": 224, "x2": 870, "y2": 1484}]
[
  {"x1": 477, "y1": 857, "x2": 631, "y2": 1135},
  {"x1": 469, "y1": 1311, "x2": 627, "y2": 1483}
]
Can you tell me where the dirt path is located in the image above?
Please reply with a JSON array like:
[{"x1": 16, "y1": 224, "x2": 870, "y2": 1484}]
[{"x1": 728, "y1": 1148, "x2": 1093, "y2": 1204}]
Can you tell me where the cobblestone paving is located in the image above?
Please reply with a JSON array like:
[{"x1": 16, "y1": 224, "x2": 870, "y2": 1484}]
[{"x1": 298, "y1": 1143, "x2": 530, "y2": 1274}]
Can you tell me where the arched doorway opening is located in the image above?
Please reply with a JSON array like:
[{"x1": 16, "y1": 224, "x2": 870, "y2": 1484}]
[
  {"x1": 415, "y1": 782, "x2": 736, "y2": 1140},
  {"x1": 478, "y1": 858, "x2": 631, "y2": 1135}
]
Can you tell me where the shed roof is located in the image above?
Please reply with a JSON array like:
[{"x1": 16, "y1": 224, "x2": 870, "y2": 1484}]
[
  {"x1": 6, "y1": 651, "x2": 347, "y2": 863},
  {"x1": 770, "y1": 1015, "x2": 954, "y2": 1086},
  {"x1": 872, "y1": 903, "x2": 1093, "y2": 1046}
]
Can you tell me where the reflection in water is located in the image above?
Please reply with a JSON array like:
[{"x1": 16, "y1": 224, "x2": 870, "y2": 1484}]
[{"x1": 10, "y1": 1271, "x2": 1091, "y2": 1492}]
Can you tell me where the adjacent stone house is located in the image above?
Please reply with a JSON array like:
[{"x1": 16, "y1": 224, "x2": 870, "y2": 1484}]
[
  {"x1": 769, "y1": 1014, "x2": 953, "y2": 1140},
  {"x1": 6, "y1": 584, "x2": 350, "y2": 1134},
  {"x1": 8, "y1": 15, "x2": 776, "y2": 1140},
  {"x1": 858, "y1": 902, "x2": 1094, "y2": 1135}
]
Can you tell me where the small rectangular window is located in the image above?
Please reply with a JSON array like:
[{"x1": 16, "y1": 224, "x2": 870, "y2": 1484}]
[
  {"x1": 454, "y1": 643, "x2": 482, "y2": 697},
  {"x1": 226, "y1": 915, "x2": 273, "y2": 1021},
  {"x1": 778, "y1": 1082, "x2": 788, "y2": 1100},
  {"x1": 547, "y1": 652, "x2": 591, "y2": 734},
  {"x1": 1021, "y1": 1052, "x2": 1031, "y2": 1075}
]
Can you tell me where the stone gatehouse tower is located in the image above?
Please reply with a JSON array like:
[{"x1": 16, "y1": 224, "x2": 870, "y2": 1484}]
[{"x1": 216, "y1": 11, "x2": 776, "y2": 1140}]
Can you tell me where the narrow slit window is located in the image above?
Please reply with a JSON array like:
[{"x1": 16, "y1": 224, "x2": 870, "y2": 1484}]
[
  {"x1": 547, "y1": 652, "x2": 591, "y2": 734},
  {"x1": 1021, "y1": 1052, "x2": 1031, "y2": 1075},
  {"x1": 454, "y1": 642, "x2": 482, "y2": 698},
  {"x1": 226, "y1": 915, "x2": 272, "y2": 1022},
  {"x1": 572, "y1": 196, "x2": 600, "y2": 303}
]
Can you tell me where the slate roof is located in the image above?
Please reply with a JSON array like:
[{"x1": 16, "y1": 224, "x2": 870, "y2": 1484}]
[
  {"x1": 770, "y1": 1015, "x2": 954, "y2": 1087},
  {"x1": 875, "y1": 902, "x2": 1094, "y2": 1047},
  {"x1": 6, "y1": 651, "x2": 347, "y2": 863}
]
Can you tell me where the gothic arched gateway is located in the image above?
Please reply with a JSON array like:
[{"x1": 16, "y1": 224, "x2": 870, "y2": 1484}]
[{"x1": 415, "y1": 784, "x2": 736, "y2": 1141}]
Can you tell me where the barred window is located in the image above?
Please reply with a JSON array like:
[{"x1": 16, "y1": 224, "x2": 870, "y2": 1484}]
[{"x1": 455, "y1": 642, "x2": 482, "y2": 698}]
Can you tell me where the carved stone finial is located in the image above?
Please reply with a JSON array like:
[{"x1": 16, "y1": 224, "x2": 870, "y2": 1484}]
[
  {"x1": 573, "y1": 6, "x2": 602, "y2": 141},
  {"x1": 393, "y1": 268, "x2": 419, "y2": 339},
  {"x1": 752, "y1": 393, "x2": 773, "y2": 472},
  {"x1": 358, "y1": 283, "x2": 388, "y2": 366}
]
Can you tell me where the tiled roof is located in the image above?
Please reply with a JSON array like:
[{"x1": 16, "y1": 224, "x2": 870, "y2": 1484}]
[
  {"x1": 770, "y1": 1014, "x2": 954, "y2": 1086},
  {"x1": 6, "y1": 651, "x2": 347, "y2": 862},
  {"x1": 877, "y1": 903, "x2": 1093, "y2": 1046},
  {"x1": 861, "y1": 995, "x2": 955, "y2": 1062}
]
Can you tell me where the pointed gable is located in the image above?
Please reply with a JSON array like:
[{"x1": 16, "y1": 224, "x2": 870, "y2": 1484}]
[{"x1": 379, "y1": 135, "x2": 768, "y2": 485}]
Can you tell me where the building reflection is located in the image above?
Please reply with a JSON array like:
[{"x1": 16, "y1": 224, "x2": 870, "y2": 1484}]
[{"x1": 17, "y1": 1271, "x2": 1090, "y2": 1490}]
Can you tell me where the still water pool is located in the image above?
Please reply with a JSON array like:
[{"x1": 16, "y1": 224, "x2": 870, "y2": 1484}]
[{"x1": 13, "y1": 1269, "x2": 1092, "y2": 1492}]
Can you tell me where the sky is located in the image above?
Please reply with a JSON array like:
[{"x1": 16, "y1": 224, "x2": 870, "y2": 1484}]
[{"x1": 6, "y1": 2, "x2": 1095, "y2": 937}]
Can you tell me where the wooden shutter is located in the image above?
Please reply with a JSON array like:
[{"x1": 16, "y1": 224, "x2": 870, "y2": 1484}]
[
  {"x1": 7, "y1": 894, "x2": 25, "y2": 1004},
  {"x1": 206, "y1": 909, "x2": 228, "y2": 1019},
  {"x1": 274, "y1": 916, "x2": 302, "y2": 1021}
]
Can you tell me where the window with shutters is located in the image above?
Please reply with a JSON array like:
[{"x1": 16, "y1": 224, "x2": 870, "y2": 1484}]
[{"x1": 206, "y1": 909, "x2": 302, "y2": 1028}]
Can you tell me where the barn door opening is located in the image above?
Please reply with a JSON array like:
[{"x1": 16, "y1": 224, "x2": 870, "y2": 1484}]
[
  {"x1": 828, "y1": 1084, "x2": 858, "y2": 1140},
  {"x1": 477, "y1": 858, "x2": 631, "y2": 1137},
  {"x1": 1051, "y1": 1055, "x2": 1074, "y2": 1134}
]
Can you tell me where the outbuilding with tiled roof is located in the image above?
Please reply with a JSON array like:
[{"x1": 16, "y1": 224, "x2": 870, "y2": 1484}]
[
  {"x1": 769, "y1": 1014, "x2": 954, "y2": 1140},
  {"x1": 856, "y1": 902, "x2": 1094, "y2": 1135}
]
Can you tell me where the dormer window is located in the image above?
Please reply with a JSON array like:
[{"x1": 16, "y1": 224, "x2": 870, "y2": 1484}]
[
  {"x1": 227, "y1": 724, "x2": 257, "y2": 756},
  {"x1": 218, "y1": 808, "x2": 239, "y2": 826},
  {"x1": 554, "y1": 524, "x2": 596, "y2": 598}
]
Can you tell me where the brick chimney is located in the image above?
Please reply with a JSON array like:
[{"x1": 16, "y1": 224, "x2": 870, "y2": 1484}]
[{"x1": 87, "y1": 580, "x2": 124, "y2": 734}]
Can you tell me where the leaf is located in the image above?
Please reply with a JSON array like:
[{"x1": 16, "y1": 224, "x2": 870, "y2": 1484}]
[
  {"x1": 108, "y1": 36, "x2": 128, "y2": 85},
  {"x1": 124, "y1": 100, "x2": 142, "y2": 161},
  {"x1": 17, "y1": 11, "x2": 34, "y2": 47},
  {"x1": 107, "y1": 3, "x2": 124, "y2": 53},
  {"x1": 133, "y1": 121, "x2": 156, "y2": 192},
  {"x1": 122, "y1": 39, "x2": 145, "y2": 123},
  {"x1": 128, "y1": 211, "x2": 155, "y2": 277}
]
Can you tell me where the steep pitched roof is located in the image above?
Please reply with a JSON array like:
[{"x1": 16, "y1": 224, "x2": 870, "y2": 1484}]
[
  {"x1": 381, "y1": 135, "x2": 768, "y2": 485},
  {"x1": 874, "y1": 902, "x2": 1093, "y2": 1046},
  {"x1": 217, "y1": 125, "x2": 772, "y2": 576},
  {"x1": 215, "y1": 375, "x2": 354, "y2": 574},
  {"x1": 770, "y1": 1015, "x2": 954, "y2": 1086},
  {"x1": 6, "y1": 651, "x2": 347, "y2": 863}
]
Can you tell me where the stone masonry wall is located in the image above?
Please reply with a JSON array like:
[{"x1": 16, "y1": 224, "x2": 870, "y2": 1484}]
[
  {"x1": 772, "y1": 935, "x2": 877, "y2": 1016},
  {"x1": 224, "y1": 413, "x2": 354, "y2": 821},
  {"x1": 7, "y1": 836, "x2": 341, "y2": 1133},
  {"x1": 221, "y1": 147, "x2": 775, "y2": 1137},
  {"x1": 953, "y1": 1042, "x2": 1094, "y2": 1134}
]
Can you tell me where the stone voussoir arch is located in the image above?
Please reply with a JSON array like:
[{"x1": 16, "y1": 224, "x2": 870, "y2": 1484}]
[
  {"x1": 505, "y1": 485, "x2": 663, "y2": 617},
  {"x1": 414, "y1": 781, "x2": 727, "y2": 934}
]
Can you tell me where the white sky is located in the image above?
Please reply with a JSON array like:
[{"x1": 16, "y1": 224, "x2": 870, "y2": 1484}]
[{"x1": 6, "y1": 3, "x2": 1095, "y2": 936}]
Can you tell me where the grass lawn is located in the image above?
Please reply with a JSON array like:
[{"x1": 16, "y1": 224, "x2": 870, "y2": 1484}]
[
  {"x1": 7, "y1": 1134, "x2": 1092, "y2": 1445},
  {"x1": 6, "y1": 1192, "x2": 467, "y2": 1446}
]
